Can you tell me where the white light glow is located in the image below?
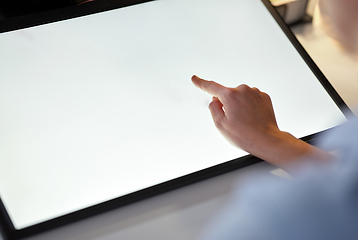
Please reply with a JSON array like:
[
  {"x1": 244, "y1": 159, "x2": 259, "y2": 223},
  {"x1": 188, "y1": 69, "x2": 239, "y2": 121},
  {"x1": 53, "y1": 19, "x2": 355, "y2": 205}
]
[{"x1": 0, "y1": 0, "x2": 346, "y2": 229}]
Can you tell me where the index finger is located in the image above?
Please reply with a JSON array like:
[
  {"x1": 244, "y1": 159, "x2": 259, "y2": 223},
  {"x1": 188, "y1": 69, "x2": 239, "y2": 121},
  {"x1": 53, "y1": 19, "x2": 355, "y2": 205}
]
[{"x1": 191, "y1": 75, "x2": 227, "y2": 97}]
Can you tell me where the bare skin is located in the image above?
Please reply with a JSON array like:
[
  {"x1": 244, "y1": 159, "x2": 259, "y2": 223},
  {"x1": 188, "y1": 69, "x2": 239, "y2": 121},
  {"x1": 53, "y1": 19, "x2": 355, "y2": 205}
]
[{"x1": 191, "y1": 75, "x2": 331, "y2": 172}]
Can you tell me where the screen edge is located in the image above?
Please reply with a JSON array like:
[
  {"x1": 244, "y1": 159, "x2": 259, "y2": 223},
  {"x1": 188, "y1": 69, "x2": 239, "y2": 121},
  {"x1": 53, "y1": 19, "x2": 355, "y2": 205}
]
[{"x1": 0, "y1": 0, "x2": 352, "y2": 239}]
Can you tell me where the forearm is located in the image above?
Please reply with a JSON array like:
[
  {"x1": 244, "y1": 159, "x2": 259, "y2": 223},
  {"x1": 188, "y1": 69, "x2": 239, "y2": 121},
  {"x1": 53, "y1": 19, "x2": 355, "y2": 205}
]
[{"x1": 251, "y1": 130, "x2": 332, "y2": 173}]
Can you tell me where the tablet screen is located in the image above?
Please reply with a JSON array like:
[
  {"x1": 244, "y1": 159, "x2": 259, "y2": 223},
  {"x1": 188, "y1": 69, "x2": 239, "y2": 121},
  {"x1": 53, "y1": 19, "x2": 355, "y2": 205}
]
[{"x1": 0, "y1": 0, "x2": 346, "y2": 230}]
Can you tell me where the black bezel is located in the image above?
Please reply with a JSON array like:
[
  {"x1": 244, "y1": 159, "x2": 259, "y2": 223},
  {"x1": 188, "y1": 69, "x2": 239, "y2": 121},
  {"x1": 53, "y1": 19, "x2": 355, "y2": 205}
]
[{"x1": 0, "y1": 0, "x2": 353, "y2": 239}]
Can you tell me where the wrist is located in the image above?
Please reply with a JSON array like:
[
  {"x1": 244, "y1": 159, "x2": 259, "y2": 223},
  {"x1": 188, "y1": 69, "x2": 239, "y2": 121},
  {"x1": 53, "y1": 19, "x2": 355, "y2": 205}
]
[{"x1": 250, "y1": 130, "x2": 313, "y2": 168}]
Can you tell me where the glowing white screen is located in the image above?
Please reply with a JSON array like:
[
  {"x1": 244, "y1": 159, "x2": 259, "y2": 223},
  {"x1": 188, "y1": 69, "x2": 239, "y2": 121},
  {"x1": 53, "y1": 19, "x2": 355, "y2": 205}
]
[{"x1": 0, "y1": 0, "x2": 346, "y2": 229}]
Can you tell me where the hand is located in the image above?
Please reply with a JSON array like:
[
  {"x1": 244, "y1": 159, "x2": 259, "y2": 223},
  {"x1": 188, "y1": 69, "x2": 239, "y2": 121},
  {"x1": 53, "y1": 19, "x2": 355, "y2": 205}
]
[
  {"x1": 191, "y1": 75, "x2": 279, "y2": 152},
  {"x1": 192, "y1": 75, "x2": 331, "y2": 169}
]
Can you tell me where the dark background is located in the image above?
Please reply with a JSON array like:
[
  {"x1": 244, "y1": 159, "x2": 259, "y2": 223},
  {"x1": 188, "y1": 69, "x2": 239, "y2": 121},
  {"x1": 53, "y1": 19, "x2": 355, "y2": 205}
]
[
  {"x1": 0, "y1": 0, "x2": 87, "y2": 19},
  {"x1": 0, "y1": 0, "x2": 154, "y2": 34}
]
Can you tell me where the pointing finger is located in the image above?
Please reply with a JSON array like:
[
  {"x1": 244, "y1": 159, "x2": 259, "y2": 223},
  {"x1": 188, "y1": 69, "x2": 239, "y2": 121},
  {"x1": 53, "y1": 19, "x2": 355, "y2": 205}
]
[{"x1": 191, "y1": 75, "x2": 227, "y2": 97}]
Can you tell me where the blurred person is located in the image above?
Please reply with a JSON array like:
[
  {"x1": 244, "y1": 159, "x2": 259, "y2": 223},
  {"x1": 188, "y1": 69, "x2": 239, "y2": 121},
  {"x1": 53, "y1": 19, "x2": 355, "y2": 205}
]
[
  {"x1": 317, "y1": 0, "x2": 358, "y2": 57},
  {"x1": 192, "y1": 74, "x2": 358, "y2": 240},
  {"x1": 191, "y1": 1, "x2": 358, "y2": 238}
]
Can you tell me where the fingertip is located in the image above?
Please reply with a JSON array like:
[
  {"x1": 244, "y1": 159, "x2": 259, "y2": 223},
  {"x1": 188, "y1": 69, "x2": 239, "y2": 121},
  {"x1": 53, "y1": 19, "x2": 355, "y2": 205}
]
[
  {"x1": 191, "y1": 75, "x2": 200, "y2": 83},
  {"x1": 191, "y1": 75, "x2": 224, "y2": 97},
  {"x1": 192, "y1": 75, "x2": 204, "y2": 89}
]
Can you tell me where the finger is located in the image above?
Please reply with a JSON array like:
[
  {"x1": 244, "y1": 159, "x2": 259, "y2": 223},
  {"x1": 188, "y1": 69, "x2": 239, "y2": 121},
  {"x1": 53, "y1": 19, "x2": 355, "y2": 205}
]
[
  {"x1": 209, "y1": 97, "x2": 226, "y2": 128},
  {"x1": 191, "y1": 75, "x2": 226, "y2": 97},
  {"x1": 251, "y1": 87, "x2": 261, "y2": 93}
]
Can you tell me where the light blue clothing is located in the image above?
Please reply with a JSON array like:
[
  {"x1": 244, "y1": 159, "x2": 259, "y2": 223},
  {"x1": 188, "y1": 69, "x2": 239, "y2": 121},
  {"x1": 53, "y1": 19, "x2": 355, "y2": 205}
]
[{"x1": 201, "y1": 118, "x2": 358, "y2": 240}]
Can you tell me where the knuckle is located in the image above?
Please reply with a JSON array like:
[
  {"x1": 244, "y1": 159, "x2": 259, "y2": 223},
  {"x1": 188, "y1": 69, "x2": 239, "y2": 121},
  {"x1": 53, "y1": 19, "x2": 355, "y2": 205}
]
[
  {"x1": 203, "y1": 80, "x2": 215, "y2": 91},
  {"x1": 262, "y1": 91, "x2": 271, "y2": 100},
  {"x1": 205, "y1": 80, "x2": 215, "y2": 87},
  {"x1": 237, "y1": 84, "x2": 250, "y2": 91},
  {"x1": 252, "y1": 87, "x2": 261, "y2": 93}
]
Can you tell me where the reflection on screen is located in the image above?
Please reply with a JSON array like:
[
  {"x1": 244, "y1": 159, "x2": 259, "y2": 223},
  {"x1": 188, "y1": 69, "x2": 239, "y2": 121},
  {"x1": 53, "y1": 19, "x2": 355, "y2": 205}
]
[{"x1": 0, "y1": 0, "x2": 346, "y2": 229}]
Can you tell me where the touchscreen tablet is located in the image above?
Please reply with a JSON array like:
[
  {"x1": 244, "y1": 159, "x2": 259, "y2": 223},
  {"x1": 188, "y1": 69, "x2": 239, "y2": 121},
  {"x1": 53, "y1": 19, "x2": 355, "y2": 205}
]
[{"x1": 0, "y1": 0, "x2": 349, "y2": 238}]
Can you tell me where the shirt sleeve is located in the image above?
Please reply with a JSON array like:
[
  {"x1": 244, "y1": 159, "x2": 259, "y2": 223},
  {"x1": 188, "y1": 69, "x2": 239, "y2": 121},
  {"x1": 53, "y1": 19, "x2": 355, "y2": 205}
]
[{"x1": 200, "y1": 118, "x2": 358, "y2": 240}]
